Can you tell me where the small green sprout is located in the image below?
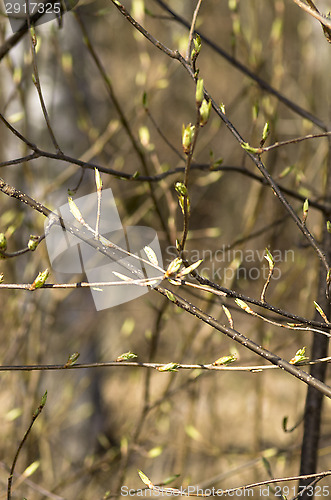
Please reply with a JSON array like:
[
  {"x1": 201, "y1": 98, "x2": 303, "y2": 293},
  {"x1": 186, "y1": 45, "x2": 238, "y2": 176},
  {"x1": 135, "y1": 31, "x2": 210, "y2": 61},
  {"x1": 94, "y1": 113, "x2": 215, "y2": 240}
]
[
  {"x1": 29, "y1": 268, "x2": 49, "y2": 290},
  {"x1": 182, "y1": 123, "x2": 195, "y2": 154},
  {"x1": 116, "y1": 351, "x2": 137, "y2": 362},
  {"x1": 289, "y1": 347, "x2": 308, "y2": 365}
]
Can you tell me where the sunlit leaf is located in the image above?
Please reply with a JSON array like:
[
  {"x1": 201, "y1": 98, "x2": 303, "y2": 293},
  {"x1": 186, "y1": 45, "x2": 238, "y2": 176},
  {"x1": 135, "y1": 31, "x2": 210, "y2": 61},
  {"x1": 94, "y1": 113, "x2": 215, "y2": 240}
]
[{"x1": 143, "y1": 246, "x2": 159, "y2": 267}]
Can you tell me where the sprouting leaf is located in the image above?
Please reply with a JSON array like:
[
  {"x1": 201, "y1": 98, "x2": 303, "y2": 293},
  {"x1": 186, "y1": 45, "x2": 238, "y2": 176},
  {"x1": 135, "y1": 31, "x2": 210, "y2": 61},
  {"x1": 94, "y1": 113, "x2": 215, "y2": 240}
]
[
  {"x1": 264, "y1": 248, "x2": 274, "y2": 269},
  {"x1": 164, "y1": 258, "x2": 182, "y2": 278},
  {"x1": 175, "y1": 181, "x2": 188, "y2": 197},
  {"x1": 113, "y1": 271, "x2": 132, "y2": 282},
  {"x1": 178, "y1": 259, "x2": 203, "y2": 277},
  {"x1": 327, "y1": 221, "x2": 331, "y2": 233},
  {"x1": 68, "y1": 197, "x2": 83, "y2": 223},
  {"x1": 138, "y1": 470, "x2": 154, "y2": 488},
  {"x1": 182, "y1": 123, "x2": 195, "y2": 154},
  {"x1": 33, "y1": 390, "x2": 47, "y2": 417},
  {"x1": 191, "y1": 34, "x2": 201, "y2": 60},
  {"x1": 195, "y1": 78, "x2": 204, "y2": 106},
  {"x1": 143, "y1": 246, "x2": 159, "y2": 267},
  {"x1": 28, "y1": 235, "x2": 39, "y2": 251},
  {"x1": 213, "y1": 354, "x2": 237, "y2": 366},
  {"x1": 241, "y1": 142, "x2": 261, "y2": 154},
  {"x1": 94, "y1": 168, "x2": 103, "y2": 191},
  {"x1": 65, "y1": 352, "x2": 80, "y2": 367},
  {"x1": 262, "y1": 121, "x2": 270, "y2": 142},
  {"x1": 219, "y1": 102, "x2": 226, "y2": 114},
  {"x1": 177, "y1": 194, "x2": 190, "y2": 216},
  {"x1": 116, "y1": 351, "x2": 137, "y2": 361},
  {"x1": 23, "y1": 461, "x2": 40, "y2": 478},
  {"x1": 193, "y1": 34, "x2": 201, "y2": 53},
  {"x1": 156, "y1": 362, "x2": 179, "y2": 372},
  {"x1": 290, "y1": 346, "x2": 308, "y2": 365},
  {"x1": 303, "y1": 198, "x2": 309, "y2": 222},
  {"x1": 313, "y1": 301, "x2": 328, "y2": 323},
  {"x1": 235, "y1": 298, "x2": 255, "y2": 315},
  {"x1": 40, "y1": 390, "x2": 47, "y2": 407},
  {"x1": 199, "y1": 99, "x2": 212, "y2": 126},
  {"x1": 210, "y1": 157, "x2": 223, "y2": 169},
  {"x1": 29, "y1": 268, "x2": 49, "y2": 290},
  {"x1": 0, "y1": 233, "x2": 7, "y2": 250},
  {"x1": 222, "y1": 305, "x2": 233, "y2": 327},
  {"x1": 163, "y1": 289, "x2": 176, "y2": 303}
]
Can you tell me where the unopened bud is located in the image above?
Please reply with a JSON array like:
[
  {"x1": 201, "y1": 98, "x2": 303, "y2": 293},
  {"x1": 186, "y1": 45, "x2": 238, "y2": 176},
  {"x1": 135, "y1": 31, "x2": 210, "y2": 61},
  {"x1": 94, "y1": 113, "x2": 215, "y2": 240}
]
[
  {"x1": 262, "y1": 121, "x2": 270, "y2": 142},
  {"x1": 0, "y1": 233, "x2": 7, "y2": 251},
  {"x1": 195, "y1": 78, "x2": 204, "y2": 106},
  {"x1": 28, "y1": 235, "x2": 39, "y2": 251},
  {"x1": 199, "y1": 99, "x2": 212, "y2": 126},
  {"x1": 175, "y1": 182, "x2": 188, "y2": 196},
  {"x1": 182, "y1": 124, "x2": 195, "y2": 154}
]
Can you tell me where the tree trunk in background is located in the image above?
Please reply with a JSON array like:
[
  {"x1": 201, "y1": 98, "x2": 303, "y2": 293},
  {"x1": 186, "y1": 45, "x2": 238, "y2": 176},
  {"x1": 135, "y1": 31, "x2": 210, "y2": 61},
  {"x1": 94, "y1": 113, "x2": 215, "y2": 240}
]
[{"x1": 299, "y1": 140, "x2": 331, "y2": 498}]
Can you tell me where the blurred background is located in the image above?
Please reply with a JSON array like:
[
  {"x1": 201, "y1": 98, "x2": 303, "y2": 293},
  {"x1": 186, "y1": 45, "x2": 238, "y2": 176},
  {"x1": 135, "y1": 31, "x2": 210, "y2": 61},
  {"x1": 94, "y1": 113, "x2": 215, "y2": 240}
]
[{"x1": 0, "y1": 0, "x2": 331, "y2": 497}]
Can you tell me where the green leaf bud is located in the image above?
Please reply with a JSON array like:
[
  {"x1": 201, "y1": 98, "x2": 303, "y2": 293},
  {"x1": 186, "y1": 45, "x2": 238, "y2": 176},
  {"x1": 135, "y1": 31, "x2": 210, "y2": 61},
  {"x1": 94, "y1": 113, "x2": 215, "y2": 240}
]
[{"x1": 199, "y1": 99, "x2": 212, "y2": 126}]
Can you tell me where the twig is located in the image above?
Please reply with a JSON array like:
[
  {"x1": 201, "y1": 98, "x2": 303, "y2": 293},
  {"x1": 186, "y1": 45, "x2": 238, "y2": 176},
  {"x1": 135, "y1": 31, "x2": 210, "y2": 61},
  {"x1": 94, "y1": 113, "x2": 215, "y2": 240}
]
[
  {"x1": 25, "y1": 5, "x2": 62, "y2": 154},
  {"x1": 0, "y1": 176, "x2": 330, "y2": 331},
  {"x1": 73, "y1": 9, "x2": 172, "y2": 242},
  {"x1": 259, "y1": 131, "x2": 331, "y2": 153},
  {"x1": 235, "y1": 298, "x2": 331, "y2": 338},
  {"x1": 186, "y1": 0, "x2": 203, "y2": 61},
  {"x1": 110, "y1": 0, "x2": 331, "y2": 275},
  {"x1": 134, "y1": 469, "x2": 331, "y2": 498},
  {"x1": 1, "y1": 113, "x2": 329, "y2": 215},
  {"x1": 152, "y1": 0, "x2": 327, "y2": 131},
  {"x1": 291, "y1": 0, "x2": 331, "y2": 42},
  {"x1": 0, "y1": 234, "x2": 44, "y2": 258},
  {"x1": 7, "y1": 391, "x2": 47, "y2": 500},
  {"x1": 0, "y1": 356, "x2": 331, "y2": 373},
  {"x1": 179, "y1": 111, "x2": 201, "y2": 252},
  {"x1": 154, "y1": 284, "x2": 331, "y2": 398}
]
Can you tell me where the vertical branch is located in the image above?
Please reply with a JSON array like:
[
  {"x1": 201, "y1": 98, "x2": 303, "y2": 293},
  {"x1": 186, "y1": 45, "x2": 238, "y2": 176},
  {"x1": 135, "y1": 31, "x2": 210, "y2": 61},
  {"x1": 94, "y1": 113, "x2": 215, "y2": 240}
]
[
  {"x1": 74, "y1": 9, "x2": 172, "y2": 243},
  {"x1": 25, "y1": 2, "x2": 62, "y2": 154},
  {"x1": 7, "y1": 391, "x2": 47, "y2": 500},
  {"x1": 186, "y1": 0, "x2": 203, "y2": 61}
]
